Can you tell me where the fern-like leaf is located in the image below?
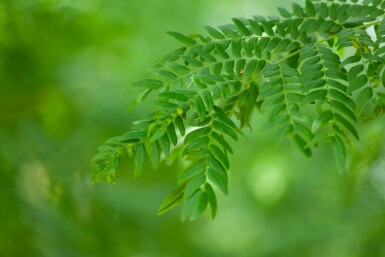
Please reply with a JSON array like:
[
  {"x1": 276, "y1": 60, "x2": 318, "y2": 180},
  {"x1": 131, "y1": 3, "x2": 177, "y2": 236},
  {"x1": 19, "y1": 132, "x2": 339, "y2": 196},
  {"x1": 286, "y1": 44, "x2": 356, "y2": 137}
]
[{"x1": 92, "y1": 0, "x2": 385, "y2": 220}]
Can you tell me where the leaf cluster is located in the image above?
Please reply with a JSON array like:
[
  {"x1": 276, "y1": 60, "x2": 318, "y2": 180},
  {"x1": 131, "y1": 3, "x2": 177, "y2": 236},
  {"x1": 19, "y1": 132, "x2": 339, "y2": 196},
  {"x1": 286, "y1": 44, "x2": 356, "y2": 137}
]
[{"x1": 92, "y1": 0, "x2": 385, "y2": 220}]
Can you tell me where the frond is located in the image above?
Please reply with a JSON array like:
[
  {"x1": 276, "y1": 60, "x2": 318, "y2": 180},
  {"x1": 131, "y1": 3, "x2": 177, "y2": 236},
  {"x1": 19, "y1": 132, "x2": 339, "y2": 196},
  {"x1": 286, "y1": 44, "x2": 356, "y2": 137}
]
[{"x1": 92, "y1": 0, "x2": 385, "y2": 220}]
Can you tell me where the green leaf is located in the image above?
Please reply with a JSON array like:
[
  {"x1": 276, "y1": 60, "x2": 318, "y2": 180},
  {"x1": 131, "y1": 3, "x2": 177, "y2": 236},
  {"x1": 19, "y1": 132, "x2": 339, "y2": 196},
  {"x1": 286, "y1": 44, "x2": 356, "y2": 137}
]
[
  {"x1": 332, "y1": 135, "x2": 346, "y2": 172},
  {"x1": 348, "y1": 75, "x2": 368, "y2": 94},
  {"x1": 204, "y1": 26, "x2": 225, "y2": 39},
  {"x1": 261, "y1": 22, "x2": 275, "y2": 36},
  {"x1": 242, "y1": 40, "x2": 253, "y2": 57},
  {"x1": 201, "y1": 90, "x2": 214, "y2": 112},
  {"x1": 189, "y1": 190, "x2": 208, "y2": 221},
  {"x1": 293, "y1": 134, "x2": 312, "y2": 157},
  {"x1": 277, "y1": 7, "x2": 291, "y2": 18},
  {"x1": 248, "y1": 19, "x2": 263, "y2": 35},
  {"x1": 304, "y1": 79, "x2": 326, "y2": 91},
  {"x1": 184, "y1": 174, "x2": 206, "y2": 199},
  {"x1": 181, "y1": 55, "x2": 203, "y2": 67},
  {"x1": 165, "y1": 62, "x2": 190, "y2": 74},
  {"x1": 194, "y1": 96, "x2": 206, "y2": 119},
  {"x1": 232, "y1": 18, "x2": 251, "y2": 36},
  {"x1": 319, "y1": 2, "x2": 328, "y2": 18},
  {"x1": 166, "y1": 123, "x2": 178, "y2": 145},
  {"x1": 356, "y1": 87, "x2": 373, "y2": 114},
  {"x1": 330, "y1": 100, "x2": 357, "y2": 122},
  {"x1": 213, "y1": 120, "x2": 238, "y2": 141},
  {"x1": 340, "y1": 55, "x2": 361, "y2": 68},
  {"x1": 204, "y1": 183, "x2": 217, "y2": 219},
  {"x1": 159, "y1": 91, "x2": 189, "y2": 102},
  {"x1": 382, "y1": 69, "x2": 385, "y2": 87},
  {"x1": 184, "y1": 137, "x2": 210, "y2": 154},
  {"x1": 212, "y1": 132, "x2": 233, "y2": 154},
  {"x1": 175, "y1": 116, "x2": 186, "y2": 136},
  {"x1": 149, "y1": 128, "x2": 166, "y2": 143},
  {"x1": 312, "y1": 111, "x2": 333, "y2": 133},
  {"x1": 215, "y1": 43, "x2": 230, "y2": 59},
  {"x1": 132, "y1": 79, "x2": 163, "y2": 89},
  {"x1": 207, "y1": 167, "x2": 228, "y2": 195},
  {"x1": 194, "y1": 48, "x2": 217, "y2": 63},
  {"x1": 192, "y1": 75, "x2": 207, "y2": 89},
  {"x1": 231, "y1": 40, "x2": 242, "y2": 58},
  {"x1": 181, "y1": 189, "x2": 207, "y2": 222},
  {"x1": 184, "y1": 126, "x2": 211, "y2": 144},
  {"x1": 166, "y1": 31, "x2": 197, "y2": 46},
  {"x1": 238, "y1": 90, "x2": 250, "y2": 107},
  {"x1": 134, "y1": 143, "x2": 145, "y2": 178},
  {"x1": 235, "y1": 59, "x2": 246, "y2": 75},
  {"x1": 329, "y1": 89, "x2": 356, "y2": 110},
  {"x1": 157, "y1": 184, "x2": 185, "y2": 215},
  {"x1": 292, "y1": 3, "x2": 304, "y2": 17},
  {"x1": 302, "y1": 89, "x2": 327, "y2": 105},
  {"x1": 265, "y1": 37, "x2": 281, "y2": 52},
  {"x1": 216, "y1": 108, "x2": 237, "y2": 129},
  {"x1": 150, "y1": 68, "x2": 177, "y2": 80},
  {"x1": 179, "y1": 162, "x2": 206, "y2": 183},
  {"x1": 334, "y1": 113, "x2": 360, "y2": 140},
  {"x1": 219, "y1": 25, "x2": 239, "y2": 38},
  {"x1": 147, "y1": 141, "x2": 160, "y2": 169},
  {"x1": 305, "y1": 0, "x2": 315, "y2": 16},
  {"x1": 210, "y1": 144, "x2": 230, "y2": 169},
  {"x1": 159, "y1": 134, "x2": 171, "y2": 156}
]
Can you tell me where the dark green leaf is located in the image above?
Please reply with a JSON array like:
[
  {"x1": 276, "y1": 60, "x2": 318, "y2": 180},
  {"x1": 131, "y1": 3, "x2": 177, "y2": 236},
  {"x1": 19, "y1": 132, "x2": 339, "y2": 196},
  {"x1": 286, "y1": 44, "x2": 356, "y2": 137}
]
[{"x1": 305, "y1": 0, "x2": 315, "y2": 16}]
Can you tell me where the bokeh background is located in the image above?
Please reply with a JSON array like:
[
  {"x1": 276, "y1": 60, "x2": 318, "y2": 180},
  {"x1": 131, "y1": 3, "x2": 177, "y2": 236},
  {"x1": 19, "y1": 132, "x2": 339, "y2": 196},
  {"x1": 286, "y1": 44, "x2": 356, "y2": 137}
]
[{"x1": 1, "y1": 0, "x2": 385, "y2": 256}]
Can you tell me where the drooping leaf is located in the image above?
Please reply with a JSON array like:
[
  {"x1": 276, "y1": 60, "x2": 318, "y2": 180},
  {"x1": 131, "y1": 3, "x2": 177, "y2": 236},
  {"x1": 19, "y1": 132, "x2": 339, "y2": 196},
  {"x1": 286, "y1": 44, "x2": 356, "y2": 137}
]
[
  {"x1": 134, "y1": 143, "x2": 146, "y2": 178},
  {"x1": 332, "y1": 135, "x2": 346, "y2": 172}
]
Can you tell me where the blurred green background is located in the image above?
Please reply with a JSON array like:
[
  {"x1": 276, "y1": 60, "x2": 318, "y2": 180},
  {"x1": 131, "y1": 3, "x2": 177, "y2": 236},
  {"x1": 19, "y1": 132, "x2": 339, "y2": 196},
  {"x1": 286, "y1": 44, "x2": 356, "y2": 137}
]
[{"x1": 1, "y1": 0, "x2": 385, "y2": 256}]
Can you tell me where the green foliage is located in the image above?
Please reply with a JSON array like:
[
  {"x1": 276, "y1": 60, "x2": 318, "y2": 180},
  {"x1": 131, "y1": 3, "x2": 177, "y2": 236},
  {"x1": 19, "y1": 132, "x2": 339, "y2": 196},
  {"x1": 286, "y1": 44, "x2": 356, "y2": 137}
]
[{"x1": 93, "y1": 0, "x2": 385, "y2": 220}]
